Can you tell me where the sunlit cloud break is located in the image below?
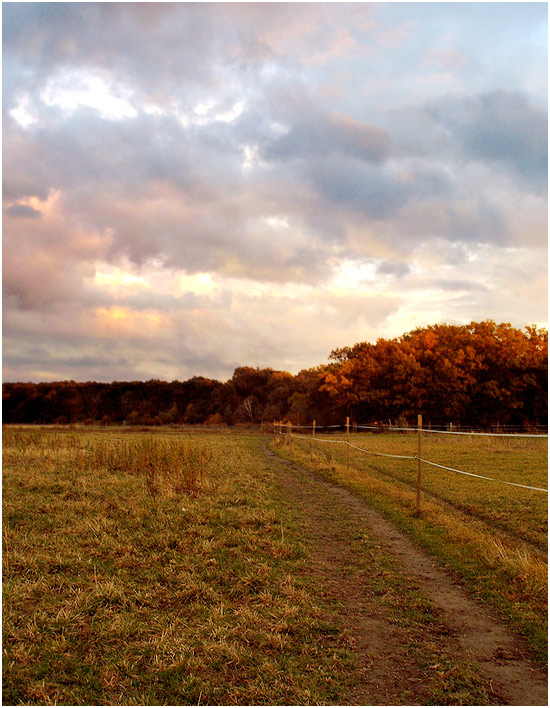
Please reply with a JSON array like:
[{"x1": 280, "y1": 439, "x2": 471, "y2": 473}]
[{"x1": 3, "y1": 2, "x2": 547, "y2": 383}]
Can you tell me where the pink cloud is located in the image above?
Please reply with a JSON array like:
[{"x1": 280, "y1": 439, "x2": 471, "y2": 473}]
[
  {"x1": 370, "y1": 20, "x2": 418, "y2": 49},
  {"x1": 422, "y1": 47, "x2": 470, "y2": 69}
]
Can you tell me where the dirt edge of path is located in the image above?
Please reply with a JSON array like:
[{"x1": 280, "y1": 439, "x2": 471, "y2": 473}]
[{"x1": 264, "y1": 442, "x2": 548, "y2": 707}]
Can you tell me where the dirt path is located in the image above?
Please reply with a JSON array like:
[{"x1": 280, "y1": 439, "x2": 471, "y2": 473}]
[{"x1": 264, "y1": 443, "x2": 548, "y2": 706}]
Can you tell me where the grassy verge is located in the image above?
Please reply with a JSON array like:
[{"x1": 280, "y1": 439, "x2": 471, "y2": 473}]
[
  {"x1": 347, "y1": 431, "x2": 547, "y2": 547},
  {"x1": 273, "y1": 432, "x2": 548, "y2": 663}
]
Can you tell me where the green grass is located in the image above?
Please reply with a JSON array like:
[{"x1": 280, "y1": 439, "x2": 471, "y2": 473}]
[
  {"x1": 351, "y1": 431, "x2": 547, "y2": 546},
  {"x1": 276, "y1": 430, "x2": 548, "y2": 662}
]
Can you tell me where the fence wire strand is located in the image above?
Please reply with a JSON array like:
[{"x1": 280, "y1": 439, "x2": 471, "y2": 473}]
[
  {"x1": 288, "y1": 433, "x2": 345, "y2": 444},
  {"x1": 346, "y1": 440, "x2": 416, "y2": 461},
  {"x1": 416, "y1": 456, "x2": 549, "y2": 493}
]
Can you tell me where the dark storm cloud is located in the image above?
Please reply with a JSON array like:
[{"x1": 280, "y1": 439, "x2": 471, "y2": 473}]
[
  {"x1": 443, "y1": 91, "x2": 547, "y2": 189},
  {"x1": 390, "y1": 90, "x2": 547, "y2": 191},
  {"x1": 309, "y1": 156, "x2": 409, "y2": 219},
  {"x1": 263, "y1": 112, "x2": 391, "y2": 163},
  {"x1": 3, "y1": 3, "x2": 220, "y2": 103},
  {"x1": 3, "y1": 110, "x2": 199, "y2": 199},
  {"x1": 301, "y1": 156, "x2": 456, "y2": 224},
  {"x1": 2, "y1": 124, "x2": 53, "y2": 201}
]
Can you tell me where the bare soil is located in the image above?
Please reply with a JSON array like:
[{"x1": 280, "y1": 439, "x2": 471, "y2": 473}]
[{"x1": 264, "y1": 443, "x2": 548, "y2": 706}]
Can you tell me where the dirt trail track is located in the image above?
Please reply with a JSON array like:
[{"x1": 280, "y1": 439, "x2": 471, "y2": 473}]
[{"x1": 264, "y1": 444, "x2": 548, "y2": 706}]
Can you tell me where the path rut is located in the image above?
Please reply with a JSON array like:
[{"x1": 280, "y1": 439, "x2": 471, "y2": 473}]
[{"x1": 264, "y1": 443, "x2": 548, "y2": 706}]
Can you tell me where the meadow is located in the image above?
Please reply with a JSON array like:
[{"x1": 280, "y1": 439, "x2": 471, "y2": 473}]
[
  {"x1": 2, "y1": 426, "x2": 547, "y2": 705},
  {"x1": 3, "y1": 427, "x2": 360, "y2": 705},
  {"x1": 277, "y1": 428, "x2": 548, "y2": 660}
]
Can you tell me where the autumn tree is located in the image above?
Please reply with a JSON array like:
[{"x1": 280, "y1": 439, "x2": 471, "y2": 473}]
[{"x1": 2, "y1": 321, "x2": 546, "y2": 428}]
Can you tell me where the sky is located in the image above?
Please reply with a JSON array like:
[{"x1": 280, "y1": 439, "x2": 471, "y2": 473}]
[{"x1": 2, "y1": 2, "x2": 548, "y2": 383}]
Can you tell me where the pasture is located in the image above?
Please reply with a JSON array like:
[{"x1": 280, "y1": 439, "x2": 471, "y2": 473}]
[
  {"x1": 277, "y1": 428, "x2": 548, "y2": 659},
  {"x1": 3, "y1": 427, "x2": 358, "y2": 705},
  {"x1": 2, "y1": 426, "x2": 547, "y2": 705}
]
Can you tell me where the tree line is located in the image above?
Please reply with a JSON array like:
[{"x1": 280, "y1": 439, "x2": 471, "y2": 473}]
[{"x1": 3, "y1": 321, "x2": 547, "y2": 429}]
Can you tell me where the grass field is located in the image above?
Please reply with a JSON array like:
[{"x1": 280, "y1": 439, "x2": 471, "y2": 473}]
[
  {"x1": 3, "y1": 426, "x2": 547, "y2": 704},
  {"x1": 3, "y1": 427, "x2": 360, "y2": 705},
  {"x1": 276, "y1": 429, "x2": 548, "y2": 661}
]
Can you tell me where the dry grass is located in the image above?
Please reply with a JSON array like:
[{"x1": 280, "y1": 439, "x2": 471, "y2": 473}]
[
  {"x1": 3, "y1": 428, "x2": 356, "y2": 705},
  {"x1": 4, "y1": 426, "x2": 544, "y2": 705}
]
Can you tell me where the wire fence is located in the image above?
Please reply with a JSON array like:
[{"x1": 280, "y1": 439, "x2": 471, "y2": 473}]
[
  {"x1": 273, "y1": 417, "x2": 548, "y2": 504},
  {"x1": 288, "y1": 422, "x2": 548, "y2": 438}
]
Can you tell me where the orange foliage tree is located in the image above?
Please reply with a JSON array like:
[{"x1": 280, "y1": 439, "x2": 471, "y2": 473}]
[{"x1": 321, "y1": 321, "x2": 547, "y2": 427}]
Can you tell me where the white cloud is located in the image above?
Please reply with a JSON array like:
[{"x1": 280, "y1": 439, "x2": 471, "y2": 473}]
[
  {"x1": 93, "y1": 267, "x2": 151, "y2": 296},
  {"x1": 9, "y1": 96, "x2": 38, "y2": 127},
  {"x1": 41, "y1": 70, "x2": 138, "y2": 120},
  {"x1": 179, "y1": 273, "x2": 218, "y2": 296}
]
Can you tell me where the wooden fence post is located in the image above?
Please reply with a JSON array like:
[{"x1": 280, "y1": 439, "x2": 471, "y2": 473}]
[
  {"x1": 288, "y1": 420, "x2": 292, "y2": 452},
  {"x1": 416, "y1": 414, "x2": 422, "y2": 514},
  {"x1": 311, "y1": 419, "x2": 316, "y2": 460},
  {"x1": 346, "y1": 416, "x2": 350, "y2": 474}
]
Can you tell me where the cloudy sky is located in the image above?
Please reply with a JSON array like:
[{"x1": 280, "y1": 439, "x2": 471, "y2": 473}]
[{"x1": 3, "y1": 2, "x2": 548, "y2": 383}]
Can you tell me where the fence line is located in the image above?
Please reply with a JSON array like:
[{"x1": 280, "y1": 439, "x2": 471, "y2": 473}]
[
  {"x1": 291, "y1": 424, "x2": 342, "y2": 430},
  {"x1": 290, "y1": 432, "x2": 417, "y2": 460},
  {"x1": 289, "y1": 433, "x2": 346, "y2": 445},
  {"x1": 275, "y1": 419, "x2": 548, "y2": 497},
  {"x1": 286, "y1": 422, "x2": 548, "y2": 438},
  {"x1": 355, "y1": 424, "x2": 548, "y2": 438},
  {"x1": 421, "y1": 429, "x2": 548, "y2": 438}
]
